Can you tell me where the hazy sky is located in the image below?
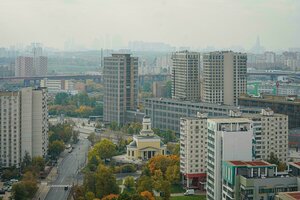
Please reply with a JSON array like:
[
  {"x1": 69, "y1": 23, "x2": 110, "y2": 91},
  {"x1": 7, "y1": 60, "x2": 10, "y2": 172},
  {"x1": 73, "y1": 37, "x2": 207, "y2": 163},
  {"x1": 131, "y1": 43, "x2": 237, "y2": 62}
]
[{"x1": 0, "y1": 0, "x2": 299, "y2": 50}]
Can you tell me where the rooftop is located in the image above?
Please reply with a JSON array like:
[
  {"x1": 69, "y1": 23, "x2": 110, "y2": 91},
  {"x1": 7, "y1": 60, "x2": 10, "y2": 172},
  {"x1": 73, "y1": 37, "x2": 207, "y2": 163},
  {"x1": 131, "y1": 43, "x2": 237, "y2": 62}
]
[
  {"x1": 278, "y1": 191, "x2": 300, "y2": 200},
  {"x1": 239, "y1": 94, "x2": 300, "y2": 104},
  {"x1": 207, "y1": 117, "x2": 252, "y2": 124},
  {"x1": 144, "y1": 97, "x2": 261, "y2": 112},
  {"x1": 227, "y1": 160, "x2": 275, "y2": 167},
  {"x1": 289, "y1": 162, "x2": 300, "y2": 169}
]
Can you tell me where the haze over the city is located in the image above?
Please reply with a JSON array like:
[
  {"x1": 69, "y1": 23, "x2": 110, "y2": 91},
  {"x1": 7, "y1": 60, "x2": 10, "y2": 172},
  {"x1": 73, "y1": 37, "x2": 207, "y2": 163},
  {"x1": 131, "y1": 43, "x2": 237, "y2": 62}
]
[{"x1": 0, "y1": 0, "x2": 299, "y2": 50}]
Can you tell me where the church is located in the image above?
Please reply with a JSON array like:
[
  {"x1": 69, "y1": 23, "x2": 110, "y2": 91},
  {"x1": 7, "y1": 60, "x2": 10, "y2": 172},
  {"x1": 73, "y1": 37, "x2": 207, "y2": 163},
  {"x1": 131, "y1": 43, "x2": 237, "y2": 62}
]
[{"x1": 127, "y1": 116, "x2": 167, "y2": 160}]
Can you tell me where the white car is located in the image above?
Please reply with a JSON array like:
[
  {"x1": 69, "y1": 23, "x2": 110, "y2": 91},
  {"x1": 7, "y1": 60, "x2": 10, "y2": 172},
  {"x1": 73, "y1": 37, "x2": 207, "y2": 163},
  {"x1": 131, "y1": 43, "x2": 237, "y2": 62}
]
[{"x1": 184, "y1": 189, "x2": 195, "y2": 196}]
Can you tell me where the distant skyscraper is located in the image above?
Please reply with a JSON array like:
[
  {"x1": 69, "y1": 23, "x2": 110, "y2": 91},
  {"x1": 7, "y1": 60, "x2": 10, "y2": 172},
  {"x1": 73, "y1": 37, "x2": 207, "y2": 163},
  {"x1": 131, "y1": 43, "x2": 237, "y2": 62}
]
[
  {"x1": 32, "y1": 45, "x2": 47, "y2": 76},
  {"x1": 15, "y1": 56, "x2": 33, "y2": 77},
  {"x1": 171, "y1": 51, "x2": 201, "y2": 101},
  {"x1": 202, "y1": 51, "x2": 247, "y2": 106},
  {"x1": 103, "y1": 54, "x2": 138, "y2": 125},
  {"x1": 14, "y1": 45, "x2": 47, "y2": 77},
  {"x1": 251, "y1": 36, "x2": 265, "y2": 54},
  {"x1": 0, "y1": 87, "x2": 48, "y2": 168}
]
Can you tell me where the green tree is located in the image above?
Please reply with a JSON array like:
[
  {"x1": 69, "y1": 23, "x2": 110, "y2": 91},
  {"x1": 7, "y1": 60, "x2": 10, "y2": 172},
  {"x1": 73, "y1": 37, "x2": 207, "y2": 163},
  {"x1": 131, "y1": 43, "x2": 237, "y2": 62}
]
[
  {"x1": 136, "y1": 176, "x2": 153, "y2": 194},
  {"x1": 32, "y1": 156, "x2": 45, "y2": 171},
  {"x1": 54, "y1": 92, "x2": 69, "y2": 105},
  {"x1": 94, "y1": 139, "x2": 116, "y2": 161},
  {"x1": 48, "y1": 140, "x2": 65, "y2": 159},
  {"x1": 12, "y1": 182, "x2": 27, "y2": 200},
  {"x1": 83, "y1": 172, "x2": 97, "y2": 194},
  {"x1": 165, "y1": 165, "x2": 180, "y2": 184},
  {"x1": 110, "y1": 121, "x2": 119, "y2": 131},
  {"x1": 85, "y1": 191, "x2": 95, "y2": 200},
  {"x1": 12, "y1": 171, "x2": 38, "y2": 200},
  {"x1": 95, "y1": 165, "x2": 119, "y2": 198},
  {"x1": 87, "y1": 132, "x2": 97, "y2": 145},
  {"x1": 21, "y1": 151, "x2": 32, "y2": 171},
  {"x1": 167, "y1": 143, "x2": 180, "y2": 156},
  {"x1": 124, "y1": 176, "x2": 135, "y2": 189}
]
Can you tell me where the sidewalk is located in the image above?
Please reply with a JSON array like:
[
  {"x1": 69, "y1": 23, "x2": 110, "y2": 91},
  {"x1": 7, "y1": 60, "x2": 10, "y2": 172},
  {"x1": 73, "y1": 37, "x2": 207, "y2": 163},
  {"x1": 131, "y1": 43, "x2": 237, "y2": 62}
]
[
  {"x1": 33, "y1": 166, "x2": 58, "y2": 200},
  {"x1": 33, "y1": 150, "x2": 71, "y2": 200}
]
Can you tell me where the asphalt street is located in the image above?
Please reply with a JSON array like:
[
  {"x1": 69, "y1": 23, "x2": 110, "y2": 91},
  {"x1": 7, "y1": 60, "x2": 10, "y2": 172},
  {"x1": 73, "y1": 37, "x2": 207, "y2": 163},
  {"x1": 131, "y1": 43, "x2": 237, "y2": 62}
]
[{"x1": 45, "y1": 136, "x2": 90, "y2": 200}]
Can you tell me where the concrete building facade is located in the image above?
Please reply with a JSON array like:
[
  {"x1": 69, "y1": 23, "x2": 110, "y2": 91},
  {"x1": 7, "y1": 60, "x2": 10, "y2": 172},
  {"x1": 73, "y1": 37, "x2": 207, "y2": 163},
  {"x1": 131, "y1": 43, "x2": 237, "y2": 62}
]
[
  {"x1": 126, "y1": 116, "x2": 166, "y2": 160},
  {"x1": 223, "y1": 160, "x2": 300, "y2": 200},
  {"x1": 206, "y1": 118, "x2": 253, "y2": 200},
  {"x1": 103, "y1": 53, "x2": 138, "y2": 125},
  {"x1": 202, "y1": 51, "x2": 247, "y2": 106},
  {"x1": 180, "y1": 113, "x2": 208, "y2": 190},
  {"x1": 15, "y1": 56, "x2": 34, "y2": 77},
  {"x1": 0, "y1": 87, "x2": 48, "y2": 168},
  {"x1": 239, "y1": 94, "x2": 300, "y2": 129},
  {"x1": 243, "y1": 109, "x2": 289, "y2": 162},
  {"x1": 171, "y1": 51, "x2": 200, "y2": 101},
  {"x1": 144, "y1": 97, "x2": 261, "y2": 133}
]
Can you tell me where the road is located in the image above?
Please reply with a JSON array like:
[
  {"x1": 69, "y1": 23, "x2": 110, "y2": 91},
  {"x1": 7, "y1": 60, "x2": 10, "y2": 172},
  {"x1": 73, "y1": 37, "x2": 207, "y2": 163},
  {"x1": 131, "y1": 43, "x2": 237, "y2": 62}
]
[{"x1": 45, "y1": 136, "x2": 90, "y2": 200}]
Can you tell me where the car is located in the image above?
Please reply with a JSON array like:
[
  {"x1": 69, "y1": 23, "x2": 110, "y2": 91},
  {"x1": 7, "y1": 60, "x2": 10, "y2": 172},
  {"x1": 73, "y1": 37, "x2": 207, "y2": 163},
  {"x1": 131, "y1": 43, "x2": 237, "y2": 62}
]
[
  {"x1": 64, "y1": 186, "x2": 68, "y2": 191},
  {"x1": 184, "y1": 189, "x2": 195, "y2": 196}
]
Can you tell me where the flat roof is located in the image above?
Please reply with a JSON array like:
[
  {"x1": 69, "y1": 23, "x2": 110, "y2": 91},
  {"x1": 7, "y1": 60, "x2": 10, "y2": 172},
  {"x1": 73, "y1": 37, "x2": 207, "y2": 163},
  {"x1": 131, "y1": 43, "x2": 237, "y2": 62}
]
[
  {"x1": 279, "y1": 192, "x2": 300, "y2": 199},
  {"x1": 207, "y1": 118, "x2": 252, "y2": 123},
  {"x1": 289, "y1": 162, "x2": 300, "y2": 169},
  {"x1": 227, "y1": 160, "x2": 274, "y2": 167},
  {"x1": 144, "y1": 97, "x2": 261, "y2": 112}
]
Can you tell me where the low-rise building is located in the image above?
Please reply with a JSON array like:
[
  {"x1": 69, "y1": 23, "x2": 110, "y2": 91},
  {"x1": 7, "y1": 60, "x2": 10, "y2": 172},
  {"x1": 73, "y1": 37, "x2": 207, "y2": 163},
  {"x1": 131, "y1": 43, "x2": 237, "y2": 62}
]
[
  {"x1": 239, "y1": 94, "x2": 300, "y2": 129},
  {"x1": 126, "y1": 116, "x2": 166, "y2": 160},
  {"x1": 276, "y1": 192, "x2": 300, "y2": 200},
  {"x1": 223, "y1": 160, "x2": 300, "y2": 200},
  {"x1": 144, "y1": 97, "x2": 261, "y2": 133}
]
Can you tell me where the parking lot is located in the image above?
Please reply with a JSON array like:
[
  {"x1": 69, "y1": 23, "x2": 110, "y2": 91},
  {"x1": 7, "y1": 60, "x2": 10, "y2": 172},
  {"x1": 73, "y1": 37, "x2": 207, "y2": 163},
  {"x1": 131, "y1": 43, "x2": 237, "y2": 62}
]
[{"x1": 0, "y1": 179, "x2": 18, "y2": 199}]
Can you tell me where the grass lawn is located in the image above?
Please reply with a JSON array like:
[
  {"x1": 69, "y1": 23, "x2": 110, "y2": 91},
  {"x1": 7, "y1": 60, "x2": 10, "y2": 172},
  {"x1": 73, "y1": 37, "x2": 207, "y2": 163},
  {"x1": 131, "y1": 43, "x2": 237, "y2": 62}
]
[
  {"x1": 170, "y1": 184, "x2": 186, "y2": 193},
  {"x1": 170, "y1": 195, "x2": 206, "y2": 200}
]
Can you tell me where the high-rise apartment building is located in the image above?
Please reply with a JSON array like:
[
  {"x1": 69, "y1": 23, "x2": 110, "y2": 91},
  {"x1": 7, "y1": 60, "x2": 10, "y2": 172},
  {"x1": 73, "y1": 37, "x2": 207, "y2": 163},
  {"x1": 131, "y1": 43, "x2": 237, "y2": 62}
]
[
  {"x1": 171, "y1": 51, "x2": 201, "y2": 101},
  {"x1": 242, "y1": 108, "x2": 289, "y2": 162},
  {"x1": 15, "y1": 56, "x2": 34, "y2": 77},
  {"x1": 206, "y1": 117, "x2": 253, "y2": 200},
  {"x1": 14, "y1": 45, "x2": 47, "y2": 77},
  {"x1": 0, "y1": 87, "x2": 48, "y2": 168},
  {"x1": 103, "y1": 54, "x2": 138, "y2": 125},
  {"x1": 202, "y1": 51, "x2": 247, "y2": 106},
  {"x1": 180, "y1": 113, "x2": 208, "y2": 190}
]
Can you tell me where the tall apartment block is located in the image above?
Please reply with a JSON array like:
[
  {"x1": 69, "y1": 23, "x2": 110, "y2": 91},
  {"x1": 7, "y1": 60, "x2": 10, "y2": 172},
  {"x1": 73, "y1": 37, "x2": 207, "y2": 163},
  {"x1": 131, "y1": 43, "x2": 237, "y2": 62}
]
[
  {"x1": 0, "y1": 87, "x2": 48, "y2": 168},
  {"x1": 171, "y1": 51, "x2": 201, "y2": 101},
  {"x1": 15, "y1": 45, "x2": 47, "y2": 77},
  {"x1": 103, "y1": 54, "x2": 138, "y2": 125},
  {"x1": 206, "y1": 117, "x2": 253, "y2": 200},
  {"x1": 15, "y1": 56, "x2": 34, "y2": 77},
  {"x1": 180, "y1": 113, "x2": 208, "y2": 190},
  {"x1": 241, "y1": 108, "x2": 289, "y2": 162},
  {"x1": 202, "y1": 51, "x2": 247, "y2": 106}
]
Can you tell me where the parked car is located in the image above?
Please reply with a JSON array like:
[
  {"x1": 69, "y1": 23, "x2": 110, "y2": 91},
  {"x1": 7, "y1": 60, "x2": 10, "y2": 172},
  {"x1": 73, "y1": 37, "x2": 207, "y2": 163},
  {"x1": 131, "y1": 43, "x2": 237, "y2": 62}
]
[{"x1": 184, "y1": 189, "x2": 195, "y2": 196}]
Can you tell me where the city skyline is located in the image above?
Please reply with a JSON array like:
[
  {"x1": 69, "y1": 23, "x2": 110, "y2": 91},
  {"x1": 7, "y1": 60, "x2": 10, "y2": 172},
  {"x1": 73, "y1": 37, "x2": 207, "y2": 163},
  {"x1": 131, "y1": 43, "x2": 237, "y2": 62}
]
[{"x1": 0, "y1": 0, "x2": 299, "y2": 51}]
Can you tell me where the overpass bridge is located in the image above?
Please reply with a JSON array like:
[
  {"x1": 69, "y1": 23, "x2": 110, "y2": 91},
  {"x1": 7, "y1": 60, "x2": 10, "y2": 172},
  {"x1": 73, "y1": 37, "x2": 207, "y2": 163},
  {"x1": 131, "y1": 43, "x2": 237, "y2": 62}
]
[
  {"x1": 0, "y1": 74, "x2": 171, "y2": 86},
  {"x1": 0, "y1": 71, "x2": 297, "y2": 86}
]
